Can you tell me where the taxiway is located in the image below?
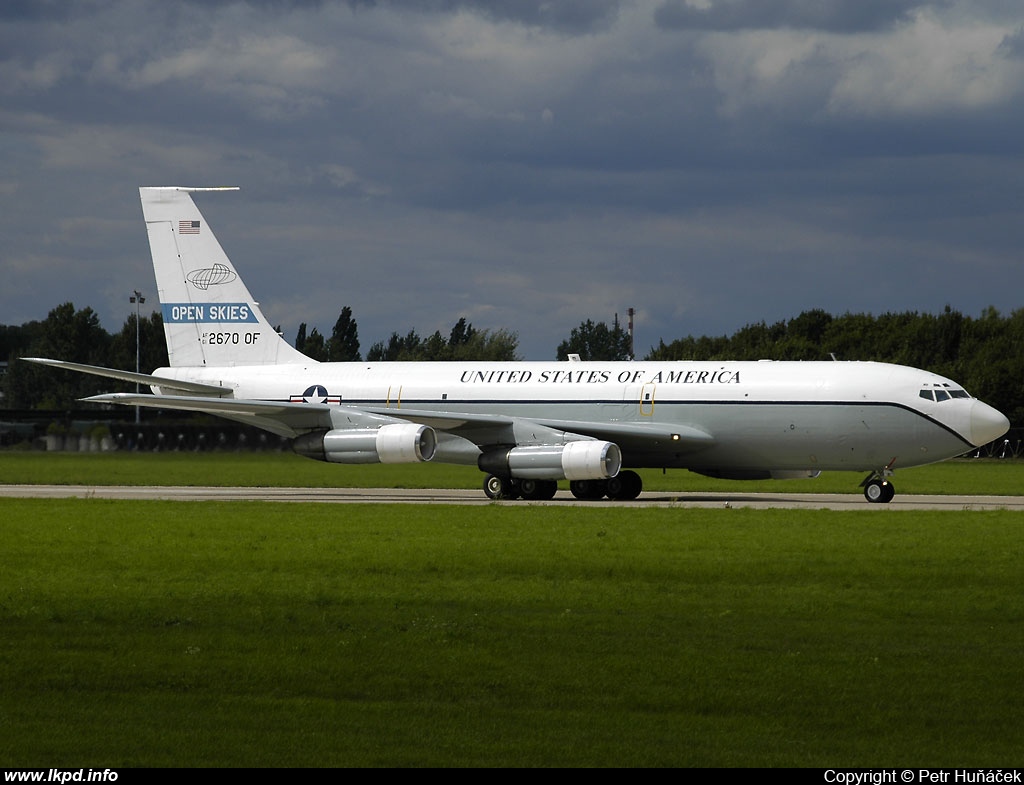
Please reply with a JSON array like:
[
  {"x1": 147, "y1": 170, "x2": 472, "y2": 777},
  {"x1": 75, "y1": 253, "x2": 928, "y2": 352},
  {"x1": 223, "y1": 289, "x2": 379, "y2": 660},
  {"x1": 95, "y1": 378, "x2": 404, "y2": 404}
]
[{"x1": 2, "y1": 485, "x2": 1022, "y2": 510}]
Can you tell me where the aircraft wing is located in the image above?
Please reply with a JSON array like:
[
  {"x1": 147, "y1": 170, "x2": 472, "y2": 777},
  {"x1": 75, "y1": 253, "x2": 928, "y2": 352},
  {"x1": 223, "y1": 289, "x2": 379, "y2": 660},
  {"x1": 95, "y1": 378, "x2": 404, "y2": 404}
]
[
  {"x1": 26, "y1": 358, "x2": 228, "y2": 396},
  {"x1": 362, "y1": 406, "x2": 715, "y2": 454},
  {"x1": 530, "y1": 417, "x2": 714, "y2": 454}
]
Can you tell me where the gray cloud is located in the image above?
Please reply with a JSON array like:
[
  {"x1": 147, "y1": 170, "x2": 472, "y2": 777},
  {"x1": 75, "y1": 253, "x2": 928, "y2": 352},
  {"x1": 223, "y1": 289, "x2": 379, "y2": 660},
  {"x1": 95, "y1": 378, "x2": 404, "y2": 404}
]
[
  {"x1": 1, "y1": 0, "x2": 1023, "y2": 360},
  {"x1": 654, "y1": 0, "x2": 931, "y2": 33}
]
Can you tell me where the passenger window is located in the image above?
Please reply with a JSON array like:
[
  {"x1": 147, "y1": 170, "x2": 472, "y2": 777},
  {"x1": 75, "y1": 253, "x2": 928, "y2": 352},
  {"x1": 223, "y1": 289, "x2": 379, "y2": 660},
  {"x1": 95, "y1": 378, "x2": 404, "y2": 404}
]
[
  {"x1": 919, "y1": 390, "x2": 934, "y2": 401},
  {"x1": 935, "y1": 390, "x2": 951, "y2": 401}
]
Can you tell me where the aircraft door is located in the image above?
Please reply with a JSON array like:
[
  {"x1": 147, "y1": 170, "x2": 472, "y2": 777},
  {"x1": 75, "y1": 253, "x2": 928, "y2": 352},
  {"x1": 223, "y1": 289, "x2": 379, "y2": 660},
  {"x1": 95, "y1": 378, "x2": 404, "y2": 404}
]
[
  {"x1": 640, "y1": 383, "x2": 656, "y2": 416},
  {"x1": 622, "y1": 382, "x2": 656, "y2": 416}
]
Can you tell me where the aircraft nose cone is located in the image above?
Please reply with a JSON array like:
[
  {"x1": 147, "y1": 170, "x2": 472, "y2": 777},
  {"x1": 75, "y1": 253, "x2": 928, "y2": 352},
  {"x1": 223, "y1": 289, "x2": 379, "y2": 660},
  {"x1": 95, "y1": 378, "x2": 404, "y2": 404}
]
[{"x1": 970, "y1": 401, "x2": 1010, "y2": 447}]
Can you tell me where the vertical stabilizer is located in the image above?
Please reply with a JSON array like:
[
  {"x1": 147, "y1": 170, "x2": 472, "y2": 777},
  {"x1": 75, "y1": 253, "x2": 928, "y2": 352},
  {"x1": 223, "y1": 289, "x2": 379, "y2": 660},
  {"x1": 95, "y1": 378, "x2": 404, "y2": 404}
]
[{"x1": 140, "y1": 187, "x2": 311, "y2": 367}]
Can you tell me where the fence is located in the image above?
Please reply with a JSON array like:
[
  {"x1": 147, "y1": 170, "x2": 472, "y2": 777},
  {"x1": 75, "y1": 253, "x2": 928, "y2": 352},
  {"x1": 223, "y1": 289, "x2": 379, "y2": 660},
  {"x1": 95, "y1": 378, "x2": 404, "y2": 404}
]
[{"x1": 0, "y1": 410, "x2": 290, "y2": 452}]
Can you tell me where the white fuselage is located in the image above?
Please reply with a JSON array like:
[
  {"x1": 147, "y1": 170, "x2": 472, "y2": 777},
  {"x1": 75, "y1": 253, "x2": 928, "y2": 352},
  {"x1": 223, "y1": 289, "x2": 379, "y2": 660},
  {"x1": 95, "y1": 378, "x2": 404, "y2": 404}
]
[{"x1": 151, "y1": 359, "x2": 1007, "y2": 475}]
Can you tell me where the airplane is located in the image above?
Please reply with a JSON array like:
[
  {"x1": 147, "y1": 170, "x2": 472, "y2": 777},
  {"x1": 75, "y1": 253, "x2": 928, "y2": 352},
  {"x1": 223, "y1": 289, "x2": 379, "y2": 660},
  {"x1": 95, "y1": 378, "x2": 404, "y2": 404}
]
[{"x1": 27, "y1": 186, "x2": 1010, "y2": 503}]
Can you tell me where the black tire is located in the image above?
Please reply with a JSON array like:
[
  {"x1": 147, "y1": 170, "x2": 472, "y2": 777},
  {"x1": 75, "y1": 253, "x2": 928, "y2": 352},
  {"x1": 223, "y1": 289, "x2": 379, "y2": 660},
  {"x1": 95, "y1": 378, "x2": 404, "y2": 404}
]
[
  {"x1": 606, "y1": 470, "x2": 643, "y2": 500},
  {"x1": 863, "y1": 479, "x2": 894, "y2": 503},
  {"x1": 483, "y1": 474, "x2": 518, "y2": 500},
  {"x1": 569, "y1": 479, "x2": 607, "y2": 500},
  {"x1": 520, "y1": 479, "x2": 558, "y2": 501}
]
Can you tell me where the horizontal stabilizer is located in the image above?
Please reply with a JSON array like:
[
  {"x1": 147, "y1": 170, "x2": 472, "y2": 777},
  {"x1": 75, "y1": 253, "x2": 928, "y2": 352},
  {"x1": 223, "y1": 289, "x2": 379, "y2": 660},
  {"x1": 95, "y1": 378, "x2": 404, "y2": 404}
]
[
  {"x1": 83, "y1": 393, "x2": 405, "y2": 439},
  {"x1": 83, "y1": 392, "x2": 311, "y2": 417},
  {"x1": 83, "y1": 393, "x2": 335, "y2": 439},
  {"x1": 24, "y1": 358, "x2": 229, "y2": 395}
]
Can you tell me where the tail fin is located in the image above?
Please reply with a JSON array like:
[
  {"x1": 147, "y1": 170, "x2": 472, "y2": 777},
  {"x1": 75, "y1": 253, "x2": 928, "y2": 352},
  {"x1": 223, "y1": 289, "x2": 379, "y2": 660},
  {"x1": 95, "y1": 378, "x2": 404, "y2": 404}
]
[{"x1": 140, "y1": 186, "x2": 310, "y2": 367}]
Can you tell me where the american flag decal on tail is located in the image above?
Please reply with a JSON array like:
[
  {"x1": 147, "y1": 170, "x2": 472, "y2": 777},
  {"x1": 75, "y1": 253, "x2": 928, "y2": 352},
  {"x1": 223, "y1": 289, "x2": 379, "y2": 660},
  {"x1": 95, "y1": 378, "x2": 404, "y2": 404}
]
[{"x1": 179, "y1": 220, "x2": 200, "y2": 234}]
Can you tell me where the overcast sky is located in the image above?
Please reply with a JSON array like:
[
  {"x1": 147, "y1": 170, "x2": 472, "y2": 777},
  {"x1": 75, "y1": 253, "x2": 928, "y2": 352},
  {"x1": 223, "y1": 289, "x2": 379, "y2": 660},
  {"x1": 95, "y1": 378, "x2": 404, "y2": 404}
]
[{"x1": 2, "y1": 0, "x2": 1023, "y2": 360}]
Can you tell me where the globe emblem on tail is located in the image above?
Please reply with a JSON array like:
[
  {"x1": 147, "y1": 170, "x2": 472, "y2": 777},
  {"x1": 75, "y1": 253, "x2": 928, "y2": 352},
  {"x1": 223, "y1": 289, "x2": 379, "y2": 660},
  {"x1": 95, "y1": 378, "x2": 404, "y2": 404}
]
[{"x1": 187, "y1": 263, "x2": 237, "y2": 290}]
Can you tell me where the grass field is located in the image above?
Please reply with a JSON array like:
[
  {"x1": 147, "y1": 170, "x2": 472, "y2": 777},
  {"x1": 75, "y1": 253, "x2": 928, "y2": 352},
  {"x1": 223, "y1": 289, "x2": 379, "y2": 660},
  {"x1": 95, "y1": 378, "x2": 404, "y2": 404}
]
[
  {"x1": 2, "y1": 453, "x2": 1023, "y2": 767},
  {"x1": 1, "y1": 449, "x2": 1023, "y2": 496}
]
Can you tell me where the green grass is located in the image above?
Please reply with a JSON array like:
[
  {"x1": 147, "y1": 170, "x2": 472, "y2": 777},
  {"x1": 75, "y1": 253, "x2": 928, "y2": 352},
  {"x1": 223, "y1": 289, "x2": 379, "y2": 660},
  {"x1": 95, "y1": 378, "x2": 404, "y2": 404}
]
[
  {"x1": 2, "y1": 499, "x2": 1023, "y2": 766},
  {"x1": 1, "y1": 449, "x2": 1022, "y2": 495}
]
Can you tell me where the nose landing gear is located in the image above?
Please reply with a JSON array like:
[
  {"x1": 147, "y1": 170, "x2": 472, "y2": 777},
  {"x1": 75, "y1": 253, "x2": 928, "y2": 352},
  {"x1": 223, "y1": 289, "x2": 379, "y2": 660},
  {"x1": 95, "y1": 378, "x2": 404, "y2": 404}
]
[
  {"x1": 862, "y1": 476, "x2": 895, "y2": 503},
  {"x1": 861, "y1": 460, "x2": 897, "y2": 503}
]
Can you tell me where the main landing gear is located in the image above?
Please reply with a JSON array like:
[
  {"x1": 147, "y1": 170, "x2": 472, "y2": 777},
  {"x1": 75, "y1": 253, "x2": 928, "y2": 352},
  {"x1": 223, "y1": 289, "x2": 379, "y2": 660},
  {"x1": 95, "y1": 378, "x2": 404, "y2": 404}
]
[
  {"x1": 483, "y1": 475, "x2": 558, "y2": 501},
  {"x1": 483, "y1": 470, "x2": 644, "y2": 501}
]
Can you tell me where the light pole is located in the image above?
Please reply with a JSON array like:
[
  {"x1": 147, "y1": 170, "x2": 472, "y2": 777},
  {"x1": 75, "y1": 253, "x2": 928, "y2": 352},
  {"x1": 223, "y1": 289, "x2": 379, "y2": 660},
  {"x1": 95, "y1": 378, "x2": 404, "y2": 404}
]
[{"x1": 130, "y1": 290, "x2": 145, "y2": 424}]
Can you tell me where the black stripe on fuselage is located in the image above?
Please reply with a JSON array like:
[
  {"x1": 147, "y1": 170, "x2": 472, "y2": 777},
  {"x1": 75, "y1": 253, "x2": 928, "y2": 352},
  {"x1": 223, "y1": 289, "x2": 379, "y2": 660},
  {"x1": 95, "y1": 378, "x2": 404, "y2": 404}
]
[{"x1": 269, "y1": 397, "x2": 975, "y2": 450}]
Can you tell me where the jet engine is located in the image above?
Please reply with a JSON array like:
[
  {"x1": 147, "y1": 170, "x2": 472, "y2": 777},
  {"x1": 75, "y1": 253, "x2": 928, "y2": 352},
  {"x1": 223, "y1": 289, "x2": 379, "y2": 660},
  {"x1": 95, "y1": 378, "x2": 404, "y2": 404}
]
[
  {"x1": 293, "y1": 423, "x2": 437, "y2": 464},
  {"x1": 478, "y1": 440, "x2": 621, "y2": 481}
]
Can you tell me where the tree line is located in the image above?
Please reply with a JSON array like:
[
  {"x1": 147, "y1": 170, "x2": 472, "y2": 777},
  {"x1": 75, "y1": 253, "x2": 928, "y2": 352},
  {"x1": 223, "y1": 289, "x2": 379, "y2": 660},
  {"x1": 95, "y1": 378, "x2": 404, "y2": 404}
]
[
  {"x1": 2, "y1": 303, "x2": 1022, "y2": 425},
  {"x1": 292, "y1": 308, "x2": 519, "y2": 363},
  {"x1": 645, "y1": 306, "x2": 1024, "y2": 425},
  {"x1": 2, "y1": 304, "x2": 168, "y2": 411}
]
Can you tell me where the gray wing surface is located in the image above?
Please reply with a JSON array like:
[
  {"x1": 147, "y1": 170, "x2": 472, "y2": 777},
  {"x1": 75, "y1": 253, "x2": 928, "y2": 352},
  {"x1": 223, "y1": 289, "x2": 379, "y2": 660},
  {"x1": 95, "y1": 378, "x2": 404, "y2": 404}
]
[{"x1": 363, "y1": 405, "x2": 715, "y2": 455}]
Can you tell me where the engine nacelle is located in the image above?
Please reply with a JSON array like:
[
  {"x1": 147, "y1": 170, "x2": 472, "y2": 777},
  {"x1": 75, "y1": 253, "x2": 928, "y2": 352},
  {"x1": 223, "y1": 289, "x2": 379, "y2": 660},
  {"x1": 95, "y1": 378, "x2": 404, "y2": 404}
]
[
  {"x1": 479, "y1": 441, "x2": 621, "y2": 481},
  {"x1": 293, "y1": 423, "x2": 436, "y2": 464}
]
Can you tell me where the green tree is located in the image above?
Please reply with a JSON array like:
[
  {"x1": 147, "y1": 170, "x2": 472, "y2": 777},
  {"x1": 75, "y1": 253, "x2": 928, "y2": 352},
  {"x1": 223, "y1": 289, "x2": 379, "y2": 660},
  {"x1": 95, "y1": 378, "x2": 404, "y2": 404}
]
[
  {"x1": 365, "y1": 319, "x2": 519, "y2": 361},
  {"x1": 644, "y1": 334, "x2": 731, "y2": 361},
  {"x1": 367, "y1": 329, "x2": 422, "y2": 362},
  {"x1": 108, "y1": 311, "x2": 169, "y2": 375},
  {"x1": 1, "y1": 321, "x2": 43, "y2": 407},
  {"x1": 328, "y1": 306, "x2": 361, "y2": 361},
  {"x1": 449, "y1": 317, "x2": 476, "y2": 351},
  {"x1": 302, "y1": 328, "x2": 329, "y2": 361},
  {"x1": 5, "y1": 303, "x2": 112, "y2": 409},
  {"x1": 556, "y1": 319, "x2": 632, "y2": 361},
  {"x1": 1, "y1": 321, "x2": 43, "y2": 363},
  {"x1": 773, "y1": 309, "x2": 833, "y2": 360},
  {"x1": 451, "y1": 327, "x2": 519, "y2": 361},
  {"x1": 787, "y1": 309, "x2": 833, "y2": 346},
  {"x1": 420, "y1": 331, "x2": 449, "y2": 361}
]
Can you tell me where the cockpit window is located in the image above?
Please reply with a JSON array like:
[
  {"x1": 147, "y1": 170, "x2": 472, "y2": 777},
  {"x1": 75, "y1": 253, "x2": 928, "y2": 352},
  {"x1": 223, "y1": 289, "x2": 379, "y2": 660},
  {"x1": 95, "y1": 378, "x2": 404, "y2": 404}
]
[{"x1": 920, "y1": 386, "x2": 971, "y2": 402}]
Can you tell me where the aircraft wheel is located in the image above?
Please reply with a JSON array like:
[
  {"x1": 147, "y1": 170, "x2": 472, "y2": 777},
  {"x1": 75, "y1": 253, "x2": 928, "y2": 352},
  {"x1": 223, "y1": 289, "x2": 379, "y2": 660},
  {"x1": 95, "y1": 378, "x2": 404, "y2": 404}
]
[
  {"x1": 484, "y1": 475, "x2": 518, "y2": 500},
  {"x1": 863, "y1": 478, "x2": 895, "y2": 503},
  {"x1": 606, "y1": 470, "x2": 643, "y2": 500},
  {"x1": 570, "y1": 479, "x2": 608, "y2": 500},
  {"x1": 519, "y1": 479, "x2": 558, "y2": 500}
]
